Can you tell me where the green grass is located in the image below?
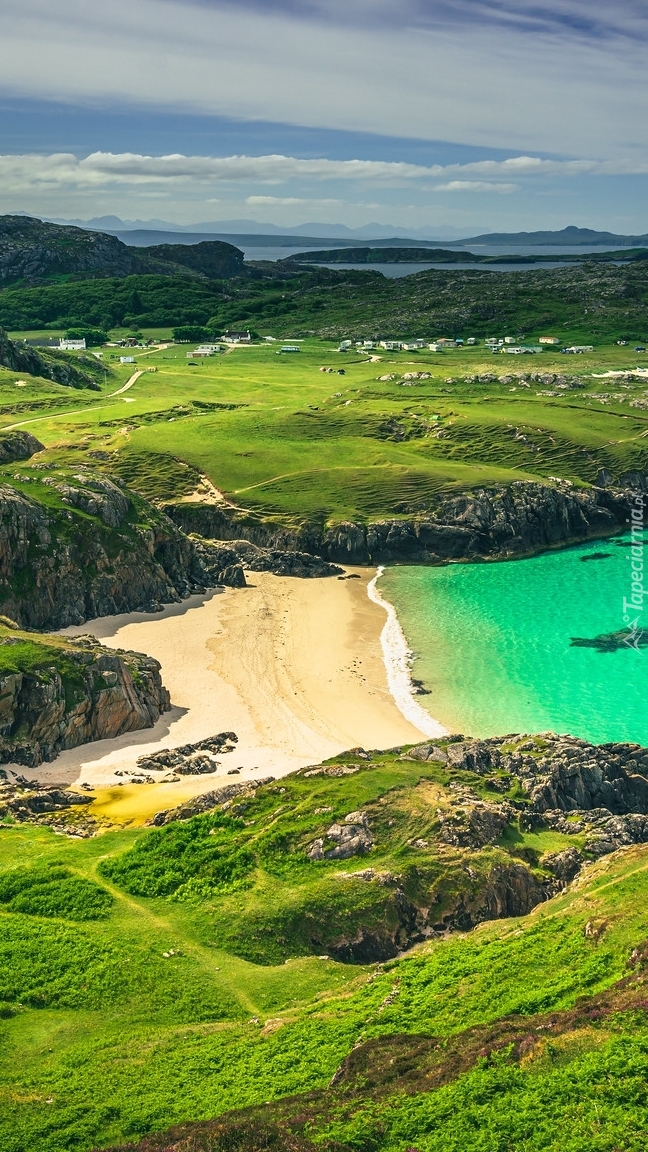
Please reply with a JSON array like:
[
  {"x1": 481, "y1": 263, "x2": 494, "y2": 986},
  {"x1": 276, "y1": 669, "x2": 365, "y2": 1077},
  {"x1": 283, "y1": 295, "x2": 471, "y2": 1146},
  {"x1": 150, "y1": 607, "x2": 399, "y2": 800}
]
[
  {"x1": 1, "y1": 776, "x2": 648, "y2": 1151},
  {"x1": 1, "y1": 338, "x2": 646, "y2": 527}
]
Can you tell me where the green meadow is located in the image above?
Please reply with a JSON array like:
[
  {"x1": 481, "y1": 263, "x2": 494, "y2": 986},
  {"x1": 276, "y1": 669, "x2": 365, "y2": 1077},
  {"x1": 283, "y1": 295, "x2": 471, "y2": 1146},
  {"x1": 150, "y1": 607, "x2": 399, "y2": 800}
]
[
  {"x1": 1, "y1": 338, "x2": 647, "y2": 527},
  {"x1": 2, "y1": 750, "x2": 648, "y2": 1152}
]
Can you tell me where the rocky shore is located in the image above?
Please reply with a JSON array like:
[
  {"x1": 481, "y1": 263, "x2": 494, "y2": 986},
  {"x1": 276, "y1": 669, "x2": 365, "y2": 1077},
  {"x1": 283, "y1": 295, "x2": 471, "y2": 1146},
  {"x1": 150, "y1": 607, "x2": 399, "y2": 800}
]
[{"x1": 166, "y1": 472, "x2": 647, "y2": 566}]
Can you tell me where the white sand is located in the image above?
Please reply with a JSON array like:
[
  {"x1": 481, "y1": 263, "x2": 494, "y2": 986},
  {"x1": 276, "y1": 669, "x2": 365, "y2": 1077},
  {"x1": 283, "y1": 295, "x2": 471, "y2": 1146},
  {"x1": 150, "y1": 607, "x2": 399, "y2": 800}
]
[{"x1": 29, "y1": 572, "x2": 428, "y2": 819}]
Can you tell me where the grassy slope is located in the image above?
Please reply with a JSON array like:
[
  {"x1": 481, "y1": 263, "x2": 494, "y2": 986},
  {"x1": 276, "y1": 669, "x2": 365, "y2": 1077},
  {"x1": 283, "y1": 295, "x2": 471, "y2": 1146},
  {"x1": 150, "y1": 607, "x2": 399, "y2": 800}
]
[
  {"x1": 1, "y1": 750, "x2": 648, "y2": 1151},
  {"x1": 1, "y1": 340, "x2": 646, "y2": 527},
  {"x1": 1, "y1": 261, "x2": 647, "y2": 343}
]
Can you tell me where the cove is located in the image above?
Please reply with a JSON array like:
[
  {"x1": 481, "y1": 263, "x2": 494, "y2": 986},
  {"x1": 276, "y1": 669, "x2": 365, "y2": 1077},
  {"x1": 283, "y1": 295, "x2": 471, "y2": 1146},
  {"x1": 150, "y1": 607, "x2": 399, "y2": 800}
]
[{"x1": 380, "y1": 534, "x2": 647, "y2": 746}]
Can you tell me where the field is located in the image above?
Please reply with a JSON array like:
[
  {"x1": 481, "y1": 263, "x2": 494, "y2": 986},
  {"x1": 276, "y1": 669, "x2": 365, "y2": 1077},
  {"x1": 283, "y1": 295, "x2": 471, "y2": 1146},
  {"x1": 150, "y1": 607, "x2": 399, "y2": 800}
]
[
  {"x1": 2, "y1": 746, "x2": 648, "y2": 1152},
  {"x1": 1, "y1": 339, "x2": 647, "y2": 529},
  {"x1": 2, "y1": 267, "x2": 648, "y2": 1151}
]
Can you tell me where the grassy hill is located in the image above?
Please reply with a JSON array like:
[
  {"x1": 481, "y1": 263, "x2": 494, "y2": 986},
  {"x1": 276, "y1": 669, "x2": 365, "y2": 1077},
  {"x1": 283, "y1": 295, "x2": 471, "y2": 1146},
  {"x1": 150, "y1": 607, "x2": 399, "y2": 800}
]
[
  {"x1": 0, "y1": 260, "x2": 647, "y2": 343},
  {"x1": 2, "y1": 338, "x2": 645, "y2": 529},
  {"x1": 2, "y1": 743, "x2": 648, "y2": 1151}
]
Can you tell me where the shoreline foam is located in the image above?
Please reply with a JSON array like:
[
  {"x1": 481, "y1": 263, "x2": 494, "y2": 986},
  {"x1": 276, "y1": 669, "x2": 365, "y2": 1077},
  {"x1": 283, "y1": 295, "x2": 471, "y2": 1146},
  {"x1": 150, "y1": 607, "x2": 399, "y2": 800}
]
[{"x1": 367, "y1": 566, "x2": 447, "y2": 739}]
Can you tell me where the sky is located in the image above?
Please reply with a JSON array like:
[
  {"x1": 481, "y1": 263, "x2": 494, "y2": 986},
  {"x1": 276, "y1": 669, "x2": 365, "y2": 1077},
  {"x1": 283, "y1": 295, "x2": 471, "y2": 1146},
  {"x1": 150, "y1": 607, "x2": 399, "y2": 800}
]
[{"x1": 0, "y1": 0, "x2": 647, "y2": 235}]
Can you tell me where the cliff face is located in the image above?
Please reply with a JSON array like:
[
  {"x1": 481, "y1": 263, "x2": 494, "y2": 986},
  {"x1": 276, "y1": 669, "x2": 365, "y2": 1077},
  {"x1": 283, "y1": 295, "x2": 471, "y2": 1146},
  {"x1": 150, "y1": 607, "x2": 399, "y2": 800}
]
[
  {"x1": 0, "y1": 471, "x2": 244, "y2": 630},
  {"x1": 0, "y1": 327, "x2": 98, "y2": 389},
  {"x1": 166, "y1": 477, "x2": 642, "y2": 565},
  {"x1": 0, "y1": 635, "x2": 170, "y2": 768}
]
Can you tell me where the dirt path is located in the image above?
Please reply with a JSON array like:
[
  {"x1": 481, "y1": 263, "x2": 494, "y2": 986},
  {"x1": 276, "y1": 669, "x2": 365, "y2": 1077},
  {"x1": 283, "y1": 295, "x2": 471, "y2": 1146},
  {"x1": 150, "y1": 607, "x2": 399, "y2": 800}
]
[{"x1": 109, "y1": 369, "x2": 144, "y2": 397}]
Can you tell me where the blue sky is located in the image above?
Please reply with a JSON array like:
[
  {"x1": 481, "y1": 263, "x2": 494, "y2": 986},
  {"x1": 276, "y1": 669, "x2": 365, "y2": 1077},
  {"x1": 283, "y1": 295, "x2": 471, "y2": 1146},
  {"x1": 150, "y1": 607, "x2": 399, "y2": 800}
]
[{"x1": 0, "y1": 0, "x2": 646, "y2": 234}]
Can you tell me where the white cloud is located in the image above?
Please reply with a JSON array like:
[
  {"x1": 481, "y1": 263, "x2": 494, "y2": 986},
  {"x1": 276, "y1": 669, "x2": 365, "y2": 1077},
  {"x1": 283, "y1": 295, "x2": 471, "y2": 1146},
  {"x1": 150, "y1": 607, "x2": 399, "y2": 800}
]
[
  {"x1": 0, "y1": 0, "x2": 647, "y2": 159},
  {"x1": 432, "y1": 181, "x2": 518, "y2": 193},
  {"x1": 2, "y1": 151, "x2": 647, "y2": 201}
]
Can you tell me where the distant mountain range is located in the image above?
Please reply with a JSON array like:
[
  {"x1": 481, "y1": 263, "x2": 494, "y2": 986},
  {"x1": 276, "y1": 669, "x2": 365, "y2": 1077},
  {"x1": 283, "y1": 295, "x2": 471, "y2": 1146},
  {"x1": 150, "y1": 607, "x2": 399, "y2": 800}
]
[{"x1": 44, "y1": 217, "x2": 648, "y2": 250}]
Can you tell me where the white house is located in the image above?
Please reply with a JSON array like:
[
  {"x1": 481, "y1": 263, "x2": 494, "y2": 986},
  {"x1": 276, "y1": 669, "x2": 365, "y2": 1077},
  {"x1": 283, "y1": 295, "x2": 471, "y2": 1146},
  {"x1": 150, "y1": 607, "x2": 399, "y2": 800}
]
[
  {"x1": 119, "y1": 356, "x2": 135, "y2": 364},
  {"x1": 59, "y1": 338, "x2": 86, "y2": 351}
]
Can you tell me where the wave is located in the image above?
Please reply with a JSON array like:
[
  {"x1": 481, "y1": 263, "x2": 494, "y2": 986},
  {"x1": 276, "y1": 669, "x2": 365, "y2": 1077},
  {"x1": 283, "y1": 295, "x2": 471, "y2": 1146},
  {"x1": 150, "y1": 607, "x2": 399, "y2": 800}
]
[{"x1": 367, "y1": 566, "x2": 447, "y2": 739}]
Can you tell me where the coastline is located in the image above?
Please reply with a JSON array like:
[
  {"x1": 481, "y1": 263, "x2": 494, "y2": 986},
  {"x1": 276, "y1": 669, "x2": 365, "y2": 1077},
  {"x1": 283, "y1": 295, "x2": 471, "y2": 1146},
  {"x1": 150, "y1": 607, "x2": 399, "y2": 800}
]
[
  {"x1": 367, "y1": 567, "x2": 447, "y2": 740},
  {"x1": 36, "y1": 570, "x2": 427, "y2": 821}
]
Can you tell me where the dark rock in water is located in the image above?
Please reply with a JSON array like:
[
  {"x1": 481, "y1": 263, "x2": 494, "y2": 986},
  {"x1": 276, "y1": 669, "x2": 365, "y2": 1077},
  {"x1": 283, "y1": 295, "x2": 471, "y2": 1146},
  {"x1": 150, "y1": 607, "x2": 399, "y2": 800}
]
[
  {"x1": 579, "y1": 552, "x2": 612, "y2": 561},
  {"x1": 570, "y1": 628, "x2": 648, "y2": 652},
  {"x1": 0, "y1": 431, "x2": 44, "y2": 463}
]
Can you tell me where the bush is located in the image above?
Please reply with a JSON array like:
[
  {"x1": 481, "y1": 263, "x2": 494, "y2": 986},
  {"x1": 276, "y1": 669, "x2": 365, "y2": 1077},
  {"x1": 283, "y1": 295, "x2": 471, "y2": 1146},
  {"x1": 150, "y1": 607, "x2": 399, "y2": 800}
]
[
  {"x1": 0, "y1": 866, "x2": 113, "y2": 921},
  {"x1": 172, "y1": 325, "x2": 212, "y2": 343},
  {"x1": 65, "y1": 326, "x2": 108, "y2": 347}
]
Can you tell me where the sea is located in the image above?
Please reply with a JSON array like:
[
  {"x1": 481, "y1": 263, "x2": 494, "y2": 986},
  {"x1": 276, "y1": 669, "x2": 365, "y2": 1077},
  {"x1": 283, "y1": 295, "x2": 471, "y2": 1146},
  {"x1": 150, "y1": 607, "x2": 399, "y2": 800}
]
[{"x1": 375, "y1": 534, "x2": 648, "y2": 746}]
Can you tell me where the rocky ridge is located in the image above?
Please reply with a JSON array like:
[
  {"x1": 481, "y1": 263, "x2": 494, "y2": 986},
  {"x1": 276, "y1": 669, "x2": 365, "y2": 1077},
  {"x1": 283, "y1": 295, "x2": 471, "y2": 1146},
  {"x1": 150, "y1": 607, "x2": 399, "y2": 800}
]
[
  {"x1": 407, "y1": 733, "x2": 648, "y2": 866},
  {"x1": 0, "y1": 469, "x2": 249, "y2": 630},
  {"x1": 0, "y1": 634, "x2": 170, "y2": 767},
  {"x1": 166, "y1": 474, "x2": 646, "y2": 565},
  {"x1": 0, "y1": 215, "x2": 244, "y2": 287}
]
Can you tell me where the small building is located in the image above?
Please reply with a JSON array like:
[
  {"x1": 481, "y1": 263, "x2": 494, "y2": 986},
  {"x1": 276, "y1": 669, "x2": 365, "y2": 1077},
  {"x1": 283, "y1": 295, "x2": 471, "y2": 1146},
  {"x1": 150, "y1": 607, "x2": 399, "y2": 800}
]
[
  {"x1": 466, "y1": 337, "x2": 478, "y2": 345},
  {"x1": 277, "y1": 345, "x2": 301, "y2": 354},
  {"x1": 339, "y1": 339, "x2": 352, "y2": 349},
  {"x1": 504, "y1": 336, "x2": 516, "y2": 344},
  {"x1": 379, "y1": 340, "x2": 401, "y2": 351},
  {"x1": 119, "y1": 356, "x2": 135, "y2": 364},
  {"x1": 59, "y1": 338, "x2": 86, "y2": 351},
  {"x1": 539, "y1": 336, "x2": 561, "y2": 345},
  {"x1": 222, "y1": 330, "x2": 252, "y2": 344}
]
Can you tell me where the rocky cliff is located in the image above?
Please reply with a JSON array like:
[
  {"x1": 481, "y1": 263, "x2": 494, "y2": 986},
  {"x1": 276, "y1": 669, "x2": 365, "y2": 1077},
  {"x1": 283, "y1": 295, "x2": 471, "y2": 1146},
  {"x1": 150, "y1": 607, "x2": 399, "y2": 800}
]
[
  {"x1": 0, "y1": 469, "x2": 246, "y2": 630},
  {"x1": 166, "y1": 475, "x2": 644, "y2": 565},
  {"x1": 0, "y1": 632, "x2": 169, "y2": 768},
  {"x1": 0, "y1": 327, "x2": 98, "y2": 389}
]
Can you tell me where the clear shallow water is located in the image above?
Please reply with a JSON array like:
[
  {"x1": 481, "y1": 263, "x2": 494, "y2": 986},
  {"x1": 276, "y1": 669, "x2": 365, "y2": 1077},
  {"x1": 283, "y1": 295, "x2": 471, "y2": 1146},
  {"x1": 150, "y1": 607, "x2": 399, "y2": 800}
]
[{"x1": 380, "y1": 536, "x2": 647, "y2": 745}]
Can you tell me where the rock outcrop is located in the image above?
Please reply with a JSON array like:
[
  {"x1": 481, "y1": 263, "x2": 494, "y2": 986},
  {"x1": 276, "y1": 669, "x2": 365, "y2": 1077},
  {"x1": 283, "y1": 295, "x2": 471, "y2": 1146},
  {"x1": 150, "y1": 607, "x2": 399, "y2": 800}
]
[
  {"x1": 0, "y1": 215, "x2": 244, "y2": 287},
  {"x1": 166, "y1": 476, "x2": 644, "y2": 566},
  {"x1": 0, "y1": 472, "x2": 245, "y2": 630},
  {"x1": 0, "y1": 326, "x2": 97, "y2": 389},
  {"x1": 0, "y1": 636, "x2": 170, "y2": 767},
  {"x1": 136, "y1": 732, "x2": 238, "y2": 777},
  {"x1": 149, "y1": 777, "x2": 275, "y2": 826},
  {"x1": 0, "y1": 431, "x2": 45, "y2": 464},
  {"x1": 308, "y1": 811, "x2": 374, "y2": 860},
  {"x1": 410, "y1": 732, "x2": 648, "y2": 867}
]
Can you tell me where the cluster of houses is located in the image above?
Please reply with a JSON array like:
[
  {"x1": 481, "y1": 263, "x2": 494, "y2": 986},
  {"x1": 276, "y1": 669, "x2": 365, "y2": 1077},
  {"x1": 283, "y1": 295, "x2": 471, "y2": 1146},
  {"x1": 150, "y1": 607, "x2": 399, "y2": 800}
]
[
  {"x1": 334, "y1": 335, "x2": 587, "y2": 356},
  {"x1": 186, "y1": 330, "x2": 252, "y2": 358}
]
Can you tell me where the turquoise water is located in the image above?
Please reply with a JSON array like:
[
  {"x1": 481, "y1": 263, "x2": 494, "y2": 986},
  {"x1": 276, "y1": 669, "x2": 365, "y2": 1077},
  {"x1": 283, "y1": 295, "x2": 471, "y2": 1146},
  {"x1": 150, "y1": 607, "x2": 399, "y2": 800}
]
[{"x1": 381, "y1": 536, "x2": 647, "y2": 745}]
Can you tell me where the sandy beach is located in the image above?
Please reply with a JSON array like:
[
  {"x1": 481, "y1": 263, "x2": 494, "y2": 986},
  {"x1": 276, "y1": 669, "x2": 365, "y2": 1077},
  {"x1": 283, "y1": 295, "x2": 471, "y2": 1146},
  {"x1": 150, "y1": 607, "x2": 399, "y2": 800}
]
[{"x1": 36, "y1": 570, "x2": 428, "y2": 822}]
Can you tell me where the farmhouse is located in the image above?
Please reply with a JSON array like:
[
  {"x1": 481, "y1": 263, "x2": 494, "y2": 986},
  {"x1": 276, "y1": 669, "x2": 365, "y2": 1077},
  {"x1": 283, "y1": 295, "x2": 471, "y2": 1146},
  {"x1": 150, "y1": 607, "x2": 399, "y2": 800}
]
[
  {"x1": 59, "y1": 338, "x2": 86, "y2": 351},
  {"x1": 222, "y1": 330, "x2": 252, "y2": 344}
]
